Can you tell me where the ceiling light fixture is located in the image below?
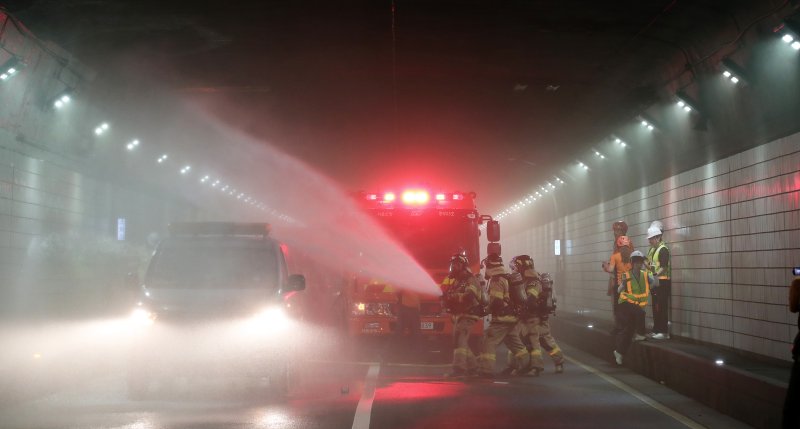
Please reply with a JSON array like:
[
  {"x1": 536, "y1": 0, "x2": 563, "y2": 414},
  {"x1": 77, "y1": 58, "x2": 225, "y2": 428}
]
[
  {"x1": 0, "y1": 57, "x2": 23, "y2": 81},
  {"x1": 94, "y1": 122, "x2": 110, "y2": 135},
  {"x1": 721, "y1": 58, "x2": 747, "y2": 85},
  {"x1": 52, "y1": 90, "x2": 73, "y2": 109},
  {"x1": 776, "y1": 21, "x2": 800, "y2": 50}
]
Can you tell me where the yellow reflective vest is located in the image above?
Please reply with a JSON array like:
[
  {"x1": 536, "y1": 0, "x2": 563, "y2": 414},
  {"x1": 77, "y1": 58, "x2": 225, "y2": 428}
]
[
  {"x1": 647, "y1": 241, "x2": 671, "y2": 280},
  {"x1": 618, "y1": 269, "x2": 651, "y2": 307}
]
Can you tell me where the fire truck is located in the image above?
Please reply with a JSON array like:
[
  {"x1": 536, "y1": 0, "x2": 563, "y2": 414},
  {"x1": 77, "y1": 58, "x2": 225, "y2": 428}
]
[{"x1": 344, "y1": 188, "x2": 500, "y2": 345}]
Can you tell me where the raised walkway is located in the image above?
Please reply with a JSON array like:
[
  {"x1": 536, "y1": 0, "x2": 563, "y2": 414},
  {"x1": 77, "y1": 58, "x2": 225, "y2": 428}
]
[{"x1": 551, "y1": 313, "x2": 792, "y2": 429}]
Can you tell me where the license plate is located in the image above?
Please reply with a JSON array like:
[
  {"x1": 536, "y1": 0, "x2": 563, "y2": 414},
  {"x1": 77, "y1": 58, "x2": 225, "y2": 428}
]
[{"x1": 420, "y1": 322, "x2": 434, "y2": 330}]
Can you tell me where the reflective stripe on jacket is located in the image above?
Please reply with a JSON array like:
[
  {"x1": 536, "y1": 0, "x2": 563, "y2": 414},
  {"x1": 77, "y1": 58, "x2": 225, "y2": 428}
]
[{"x1": 619, "y1": 270, "x2": 650, "y2": 307}]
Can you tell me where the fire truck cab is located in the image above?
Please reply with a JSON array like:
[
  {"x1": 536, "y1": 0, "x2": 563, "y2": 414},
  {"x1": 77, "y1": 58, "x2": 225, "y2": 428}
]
[{"x1": 345, "y1": 189, "x2": 499, "y2": 344}]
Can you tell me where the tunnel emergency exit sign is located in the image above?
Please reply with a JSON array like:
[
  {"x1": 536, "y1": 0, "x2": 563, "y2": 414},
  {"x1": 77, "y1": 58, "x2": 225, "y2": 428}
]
[{"x1": 117, "y1": 218, "x2": 126, "y2": 241}]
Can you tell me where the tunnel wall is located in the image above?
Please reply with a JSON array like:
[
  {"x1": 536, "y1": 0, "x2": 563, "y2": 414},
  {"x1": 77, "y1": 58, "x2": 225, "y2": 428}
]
[
  {"x1": 0, "y1": 12, "x2": 201, "y2": 318},
  {"x1": 503, "y1": 133, "x2": 800, "y2": 362}
]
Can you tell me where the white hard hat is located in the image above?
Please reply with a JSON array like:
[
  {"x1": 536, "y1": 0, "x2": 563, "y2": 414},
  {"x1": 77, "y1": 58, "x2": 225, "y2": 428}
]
[
  {"x1": 649, "y1": 220, "x2": 663, "y2": 232},
  {"x1": 630, "y1": 250, "x2": 645, "y2": 260},
  {"x1": 647, "y1": 225, "x2": 662, "y2": 239}
]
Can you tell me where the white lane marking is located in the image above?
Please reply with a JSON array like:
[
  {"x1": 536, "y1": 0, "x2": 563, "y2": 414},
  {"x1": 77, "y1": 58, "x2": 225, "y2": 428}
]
[
  {"x1": 565, "y1": 356, "x2": 706, "y2": 429},
  {"x1": 352, "y1": 364, "x2": 380, "y2": 429},
  {"x1": 307, "y1": 359, "x2": 380, "y2": 366},
  {"x1": 306, "y1": 359, "x2": 450, "y2": 369}
]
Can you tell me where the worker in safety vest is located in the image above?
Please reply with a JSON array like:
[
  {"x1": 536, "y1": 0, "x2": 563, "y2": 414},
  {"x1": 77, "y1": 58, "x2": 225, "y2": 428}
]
[
  {"x1": 603, "y1": 235, "x2": 632, "y2": 316},
  {"x1": 646, "y1": 223, "x2": 671, "y2": 340},
  {"x1": 440, "y1": 254, "x2": 483, "y2": 377},
  {"x1": 607, "y1": 221, "x2": 629, "y2": 294},
  {"x1": 477, "y1": 253, "x2": 527, "y2": 378},
  {"x1": 603, "y1": 235, "x2": 647, "y2": 341},
  {"x1": 613, "y1": 250, "x2": 656, "y2": 365}
]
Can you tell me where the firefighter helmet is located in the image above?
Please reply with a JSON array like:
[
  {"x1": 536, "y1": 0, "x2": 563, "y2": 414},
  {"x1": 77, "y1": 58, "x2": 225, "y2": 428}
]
[
  {"x1": 612, "y1": 220, "x2": 628, "y2": 236},
  {"x1": 484, "y1": 253, "x2": 503, "y2": 269},
  {"x1": 448, "y1": 254, "x2": 469, "y2": 274},
  {"x1": 615, "y1": 235, "x2": 631, "y2": 248},
  {"x1": 509, "y1": 255, "x2": 534, "y2": 273}
]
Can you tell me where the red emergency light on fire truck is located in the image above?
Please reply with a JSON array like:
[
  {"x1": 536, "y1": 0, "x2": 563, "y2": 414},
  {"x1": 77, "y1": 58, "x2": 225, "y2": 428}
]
[{"x1": 344, "y1": 187, "x2": 500, "y2": 343}]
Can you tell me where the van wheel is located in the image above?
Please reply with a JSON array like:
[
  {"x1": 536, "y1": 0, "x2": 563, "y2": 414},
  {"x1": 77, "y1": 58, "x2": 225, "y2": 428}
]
[{"x1": 126, "y1": 373, "x2": 149, "y2": 400}]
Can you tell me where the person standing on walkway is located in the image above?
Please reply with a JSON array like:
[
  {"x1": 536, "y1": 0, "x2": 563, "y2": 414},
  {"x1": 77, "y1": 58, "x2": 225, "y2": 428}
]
[
  {"x1": 606, "y1": 221, "x2": 630, "y2": 300},
  {"x1": 646, "y1": 225, "x2": 671, "y2": 339},
  {"x1": 613, "y1": 251, "x2": 655, "y2": 365},
  {"x1": 782, "y1": 277, "x2": 800, "y2": 428},
  {"x1": 603, "y1": 235, "x2": 633, "y2": 320}
]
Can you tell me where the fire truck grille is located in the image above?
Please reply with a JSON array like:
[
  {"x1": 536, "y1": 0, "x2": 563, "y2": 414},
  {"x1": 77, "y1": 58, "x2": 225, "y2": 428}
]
[{"x1": 420, "y1": 302, "x2": 443, "y2": 316}]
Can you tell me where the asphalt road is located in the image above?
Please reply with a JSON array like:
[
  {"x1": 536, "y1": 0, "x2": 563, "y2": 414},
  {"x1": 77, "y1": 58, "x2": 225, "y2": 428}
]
[{"x1": 0, "y1": 327, "x2": 752, "y2": 429}]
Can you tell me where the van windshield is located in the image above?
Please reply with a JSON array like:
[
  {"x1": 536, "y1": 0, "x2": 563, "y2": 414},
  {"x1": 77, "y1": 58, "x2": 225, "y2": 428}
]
[{"x1": 146, "y1": 238, "x2": 280, "y2": 289}]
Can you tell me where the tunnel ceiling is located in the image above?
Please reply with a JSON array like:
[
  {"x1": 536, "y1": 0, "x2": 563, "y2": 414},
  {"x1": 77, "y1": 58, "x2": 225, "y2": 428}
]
[{"x1": 4, "y1": 0, "x2": 799, "y2": 215}]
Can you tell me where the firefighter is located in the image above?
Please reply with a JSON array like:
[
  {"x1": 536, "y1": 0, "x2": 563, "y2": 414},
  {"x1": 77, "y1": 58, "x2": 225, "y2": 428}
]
[
  {"x1": 477, "y1": 253, "x2": 528, "y2": 378},
  {"x1": 440, "y1": 254, "x2": 483, "y2": 377},
  {"x1": 613, "y1": 250, "x2": 655, "y2": 365},
  {"x1": 395, "y1": 288, "x2": 421, "y2": 360},
  {"x1": 535, "y1": 272, "x2": 565, "y2": 373},
  {"x1": 504, "y1": 255, "x2": 564, "y2": 376},
  {"x1": 646, "y1": 224, "x2": 671, "y2": 340}
]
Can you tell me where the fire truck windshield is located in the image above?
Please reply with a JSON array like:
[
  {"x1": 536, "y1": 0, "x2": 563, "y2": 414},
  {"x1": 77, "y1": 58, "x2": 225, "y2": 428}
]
[{"x1": 373, "y1": 210, "x2": 479, "y2": 271}]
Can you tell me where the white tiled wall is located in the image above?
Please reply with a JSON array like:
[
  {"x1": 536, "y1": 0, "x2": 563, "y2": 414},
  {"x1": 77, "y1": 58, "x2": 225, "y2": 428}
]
[{"x1": 503, "y1": 133, "x2": 800, "y2": 361}]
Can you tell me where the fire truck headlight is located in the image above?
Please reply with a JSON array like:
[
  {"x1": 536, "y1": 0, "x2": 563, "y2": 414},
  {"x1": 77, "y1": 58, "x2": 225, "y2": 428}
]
[
  {"x1": 351, "y1": 302, "x2": 367, "y2": 316},
  {"x1": 130, "y1": 307, "x2": 156, "y2": 326},
  {"x1": 351, "y1": 302, "x2": 394, "y2": 316}
]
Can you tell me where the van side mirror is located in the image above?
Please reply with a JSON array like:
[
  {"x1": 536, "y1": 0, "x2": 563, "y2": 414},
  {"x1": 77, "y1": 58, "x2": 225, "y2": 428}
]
[
  {"x1": 487, "y1": 220, "x2": 500, "y2": 242},
  {"x1": 487, "y1": 242, "x2": 501, "y2": 256},
  {"x1": 125, "y1": 272, "x2": 140, "y2": 289},
  {"x1": 286, "y1": 274, "x2": 306, "y2": 292}
]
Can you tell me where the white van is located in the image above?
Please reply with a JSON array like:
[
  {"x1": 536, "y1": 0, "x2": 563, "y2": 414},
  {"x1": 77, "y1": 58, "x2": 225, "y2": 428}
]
[{"x1": 126, "y1": 222, "x2": 305, "y2": 399}]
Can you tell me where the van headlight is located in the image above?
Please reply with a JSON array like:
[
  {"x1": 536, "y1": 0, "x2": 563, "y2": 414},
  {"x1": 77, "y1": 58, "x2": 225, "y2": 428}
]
[
  {"x1": 130, "y1": 306, "x2": 156, "y2": 326},
  {"x1": 252, "y1": 306, "x2": 291, "y2": 331}
]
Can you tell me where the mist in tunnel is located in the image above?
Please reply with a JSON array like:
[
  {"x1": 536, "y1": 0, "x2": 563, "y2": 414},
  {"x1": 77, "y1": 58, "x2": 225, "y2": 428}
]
[{"x1": 143, "y1": 98, "x2": 443, "y2": 298}]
